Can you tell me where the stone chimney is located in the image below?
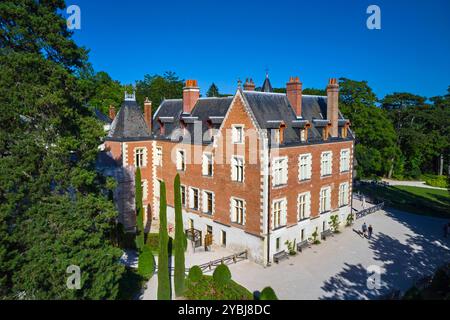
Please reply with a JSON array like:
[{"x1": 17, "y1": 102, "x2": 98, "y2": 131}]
[
  {"x1": 144, "y1": 97, "x2": 152, "y2": 131},
  {"x1": 109, "y1": 105, "x2": 116, "y2": 120},
  {"x1": 327, "y1": 78, "x2": 339, "y2": 137},
  {"x1": 286, "y1": 77, "x2": 303, "y2": 118},
  {"x1": 183, "y1": 79, "x2": 200, "y2": 114},
  {"x1": 243, "y1": 78, "x2": 255, "y2": 91}
]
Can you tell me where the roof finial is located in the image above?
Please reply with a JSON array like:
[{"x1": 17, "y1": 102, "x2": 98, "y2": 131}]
[
  {"x1": 265, "y1": 67, "x2": 269, "y2": 78},
  {"x1": 237, "y1": 78, "x2": 242, "y2": 89}
]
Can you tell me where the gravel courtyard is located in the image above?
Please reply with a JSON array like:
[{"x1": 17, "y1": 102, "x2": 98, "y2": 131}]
[{"x1": 226, "y1": 205, "x2": 450, "y2": 299}]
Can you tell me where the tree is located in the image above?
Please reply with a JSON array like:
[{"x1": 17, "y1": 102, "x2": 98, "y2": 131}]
[
  {"x1": 135, "y1": 72, "x2": 184, "y2": 112},
  {"x1": 157, "y1": 181, "x2": 171, "y2": 300},
  {"x1": 206, "y1": 83, "x2": 220, "y2": 97},
  {"x1": 339, "y1": 78, "x2": 399, "y2": 178},
  {"x1": 174, "y1": 174, "x2": 186, "y2": 296},
  {"x1": 135, "y1": 168, "x2": 144, "y2": 250},
  {"x1": 259, "y1": 287, "x2": 278, "y2": 300},
  {"x1": 0, "y1": 0, "x2": 124, "y2": 299}
]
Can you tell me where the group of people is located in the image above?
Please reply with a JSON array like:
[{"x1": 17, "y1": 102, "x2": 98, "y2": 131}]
[{"x1": 361, "y1": 222, "x2": 373, "y2": 239}]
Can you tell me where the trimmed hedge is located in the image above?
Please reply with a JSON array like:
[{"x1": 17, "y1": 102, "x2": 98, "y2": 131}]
[
  {"x1": 259, "y1": 286, "x2": 278, "y2": 300},
  {"x1": 213, "y1": 264, "x2": 232, "y2": 288},
  {"x1": 137, "y1": 245, "x2": 154, "y2": 280},
  {"x1": 188, "y1": 266, "x2": 203, "y2": 282}
]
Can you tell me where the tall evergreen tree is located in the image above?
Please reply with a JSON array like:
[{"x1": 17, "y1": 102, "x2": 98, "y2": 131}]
[
  {"x1": 206, "y1": 83, "x2": 220, "y2": 97},
  {"x1": 173, "y1": 174, "x2": 186, "y2": 296},
  {"x1": 0, "y1": 0, "x2": 124, "y2": 299},
  {"x1": 157, "y1": 181, "x2": 171, "y2": 300},
  {"x1": 135, "y1": 167, "x2": 144, "y2": 251}
]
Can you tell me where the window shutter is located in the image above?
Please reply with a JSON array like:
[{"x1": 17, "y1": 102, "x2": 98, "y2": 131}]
[
  {"x1": 143, "y1": 148, "x2": 148, "y2": 167},
  {"x1": 142, "y1": 180, "x2": 148, "y2": 200},
  {"x1": 329, "y1": 152, "x2": 333, "y2": 175},
  {"x1": 320, "y1": 154, "x2": 324, "y2": 176},
  {"x1": 326, "y1": 188, "x2": 331, "y2": 211},
  {"x1": 283, "y1": 159, "x2": 288, "y2": 184},
  {"x1": 189, "y1": 188, "x2": 194, "y2": 208},
  {"x1": 231, "y1": 158, "x2": 237, "y2": 181},
  {"x1": 202, "y1": 154, "x2": 208, "y2": 175},
  {"x1": 307, "y1": 155, "x2": 312, "y2": 179},
  {"x1": 202, "y1": 192, "x2": 207, "y2": 212},
  {"x1": 281, "y1": 200, "x2": 287, "y2": 226}
]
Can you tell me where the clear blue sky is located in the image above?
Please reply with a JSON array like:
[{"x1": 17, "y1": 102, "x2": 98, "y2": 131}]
[{"x1": 69, "y1": 0, "x2": 450, "y2": 99}]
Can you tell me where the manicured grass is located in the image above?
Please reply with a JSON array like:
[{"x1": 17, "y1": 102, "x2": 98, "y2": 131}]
[
  {"x1": 357, "y1": 184, "x2": 450, "y2": 218},
  {"x1": 184, "y1": 275, "x2": 253, "y2": 300}
]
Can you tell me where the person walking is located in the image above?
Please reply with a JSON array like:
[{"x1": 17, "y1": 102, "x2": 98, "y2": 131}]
[
  {"x1": 362, "y1": 222, "x2": 367, "y2": 238},
  {"x1": 368, "y1": 225, "x2": 373, "y2": 239}
]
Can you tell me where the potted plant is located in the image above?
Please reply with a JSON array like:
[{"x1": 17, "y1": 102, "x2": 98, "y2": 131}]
[
  {"x1": 311, "y1": 227, "x2": 320, "y2": 245},
  {"x1": 346, "y1": 213, "x2": 354, "y2": 227},
  {"x1": 284, "y1": 239, "x2": 297, "y2": 256},
  {"x1": 329, "y1": 214, "x2": 340, "y2": 233}
]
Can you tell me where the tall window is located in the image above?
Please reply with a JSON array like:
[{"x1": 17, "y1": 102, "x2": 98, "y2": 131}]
[
  {"x1": 156, "y1": 147, "x2": 163, "y2": 166},
  {"x1": 320, "y1": 187, "x2": 331, "y2": 213},
  {"x1": 272, "y1": 157, "x2": 288, "y2": 186},
  {"x1": 190, "y1": 188, "x2": 199, "y2": 210},
  {"x1": 340, "y1": 149, "x2": 350, "y2": 173},
  {"x1": 339, "y1": 183, "x2": 349, "y2": 207},
  {"x1": 231, "y1": 198, "x2": 244, "y2": 225},
  {"x1": 231, "y1": 156, "x2": 244, "y2": 182},
  {"x1": 232, "y1": 125, "x2": 244, "y2": 144},
  {"x1": 135, "y1": 148, "x2": 145, "y2": 167},
  {"x1": 321, "y1": 151, "x2": 332, "y2": 176},
  {"x1": 203, "y1": 191, "x2": 214, "y2": 214},
  {"x1": 298, "y1": 192, "x2": 311, "y2": 220},
  {"x1": 176, "y1": 149, "x2": 186, "y2": 171},
  {"x1": 273, "y1": 199, "x2": 287, "y2": 229},
  {"x1": 180, "y1": 185, "x2": 186, "y2": 207},
  {"x1": 298, "y1": 154, "x2": 312, "y2": 181},
  {"x1": 202, "y1": 153, "x2": 213, "y2": 176}
]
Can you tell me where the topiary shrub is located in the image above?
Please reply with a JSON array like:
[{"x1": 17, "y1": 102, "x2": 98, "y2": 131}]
[
  {"x1": 259, "y1": 286, "x2": 278, "y2": 300},
  {"x1": 188, "y1": 265, "x2": 203, "y2": 283},
  {"x1": 137, "y1": 245, "x2": 154, "y2": 280},
  {"x1": 213, "y1": 264, "x2": 232, "y2": 288}
]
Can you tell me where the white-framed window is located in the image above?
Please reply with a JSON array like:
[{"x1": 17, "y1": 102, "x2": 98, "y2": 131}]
[
  {"x1": 340, "y1": 149, "x2": 350, "y2": 173},
  {"x1": 202, "y1": 191, "x2": 214, "y2": 215},
  {"x1": 300, "y1": 129, "x2": 307, "y2": 142},
  {"x1": 298, "y1": 153, "x2": 312, "y2": 181},
  {"x1": 189, "y1": 187, "x2": 199, "y2": 211},
  {"x1": 231, "y1": 156, "x2": 244, "y2": 182},
  {"x1": 156, "y1": 147, "x2": 163, "y2": 166},
  {"x1": 319, "y1": 187, "x2": 331, "y2": 213},
  {"x1": 339, "y1": 182, "x2": 349, "y2": 207},
  {"x1": 176, "y1": 149, "x2": 186, "y2": 171},
  {"x1": 134, "y1": 147, "x2": 147, "y2": 167},
  {"x1": 272, "y1": 157, "x2": 288, "y2": 187},
  {"x1": 272, "y1": 129, "x2": 280, "y2": 145},
  {"x1": 202, "y1": 152, "x2": 213, "y2": 176},
  {"x1": 180, "y1": 185, "x2": 186, "y2": 207},
  {"x1": 298, "y1": 192, "x2": 311, "y2": 220},
  {"x1": 231, "y1": 198, "x2": 245, "y2": 225},
  {"x1": 142, "y1": 179, "x2": 148, "y2": 201},
  {"x1": 321, "y1": 151, "x2": 333, "y2": 176},
  {"x1": 232, "y1": 125, "x2": 244, "y2": 144},
  {"x1": 155, "y1": 179, "x2": 162, "y2": 198},
  {"x1": 272, "y1": 198, "x2": 287, "y2": 229}
]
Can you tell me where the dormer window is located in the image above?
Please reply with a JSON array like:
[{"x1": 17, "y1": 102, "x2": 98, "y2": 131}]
[
  {"x1": 300, "y1": 129, "x2": 307, "y2": 142},
  {"x1": 158, "y1": 119, "x2": 165, "y2": 135},
  {"x1": 273, "y1": 129, "x2": 280, "y2": 145},
  {"x1": 342, "y1": 126, "x2": 348, "y2": 138},
  {"x1": 323, "y1": 125, "x2": 330, "y2": 141}
]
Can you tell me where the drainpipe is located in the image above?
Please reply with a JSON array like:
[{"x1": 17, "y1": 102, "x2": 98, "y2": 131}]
[{"x1": 266, "y1": 143, "x2": 272, "y2": 266}]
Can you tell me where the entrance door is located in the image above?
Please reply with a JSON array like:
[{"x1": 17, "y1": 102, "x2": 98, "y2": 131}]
[{"x1": 301, "y1": 229, "x2": 305, "y2": 242}]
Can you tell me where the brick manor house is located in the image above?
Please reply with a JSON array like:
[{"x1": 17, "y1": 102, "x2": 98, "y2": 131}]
[{"x1": 104, "y1": 75, "x2": 354, "y2": 265}]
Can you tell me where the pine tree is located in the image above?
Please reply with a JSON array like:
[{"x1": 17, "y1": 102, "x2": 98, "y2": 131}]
[
  {"x1": 157, "y1": 181, "x2": 171, "y2": 300},
  {"x1": 174, "y1": 174, "x2": 186, "y2": 296},
  {"x1": 206, "y1": 83, "x2": 220, "y2": 97},
  {"x1": 135, "y1": 168, "x2": 144, "y2": 251}
]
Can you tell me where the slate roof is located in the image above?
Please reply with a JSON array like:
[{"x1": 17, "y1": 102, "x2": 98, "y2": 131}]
[
  {"x1": 108, "y1": 87, "x2": 352, "y2": 146},
  {"x1": 106, "y1": 100, "x2": 151, "y2": 141},
  {"x1": 93, "y1": 108, "x2": 112, "y2": 124},
  {"x1": 261, "y1": 75, "x2": 273, "y2": 93}
]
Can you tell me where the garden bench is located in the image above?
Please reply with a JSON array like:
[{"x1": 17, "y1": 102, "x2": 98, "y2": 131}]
[
  {"x1": 321, "y1": 229, "x2": 334, "y2": 240},
  {"x1": 273, "y1": 251, "x2": 289, "y2": 263},
  {"x1": 297, "y1": 240, "x2": 310, "y2": 252}
]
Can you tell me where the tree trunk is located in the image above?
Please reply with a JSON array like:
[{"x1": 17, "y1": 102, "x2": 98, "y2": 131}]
[
  {"x1": 439, "y1": 154, "x2": 444, "y2": 176},
  {"x1": 388, "y1": 157, "x2": 394, "y2": 179}
]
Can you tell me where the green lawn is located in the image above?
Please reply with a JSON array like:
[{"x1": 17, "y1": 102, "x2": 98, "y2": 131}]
[
  {"x1": 184, "y1": 275, "x2": 253, "y2": 300},
  {"x1": 356, "y1": 184, "x2": 450, "y2": 218}
]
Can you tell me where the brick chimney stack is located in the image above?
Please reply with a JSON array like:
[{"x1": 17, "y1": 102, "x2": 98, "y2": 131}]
[
  {"x1": 144, "y1": 97, "x2": 152, "y2": 131},
  {"x1": 183, "y1": 79, "x2": 200, "y2": 114},
  {"x1": 109, "y1": 105, "x2": 116, "y2": 120},
  {"x1": 286, "y1": 77, "x2": 303, "y2": 118},
  {"x1": 243, "y1": 78, "x2": 255, "y2": 91},
  {"x1": 327, "y1": 78, "x2": 339, "y2": 137}
]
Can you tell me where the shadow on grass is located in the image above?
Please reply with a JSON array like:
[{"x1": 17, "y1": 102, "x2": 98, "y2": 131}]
[{"x1": 356, "y1": 185, "x2": 449, "y2": 219}]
